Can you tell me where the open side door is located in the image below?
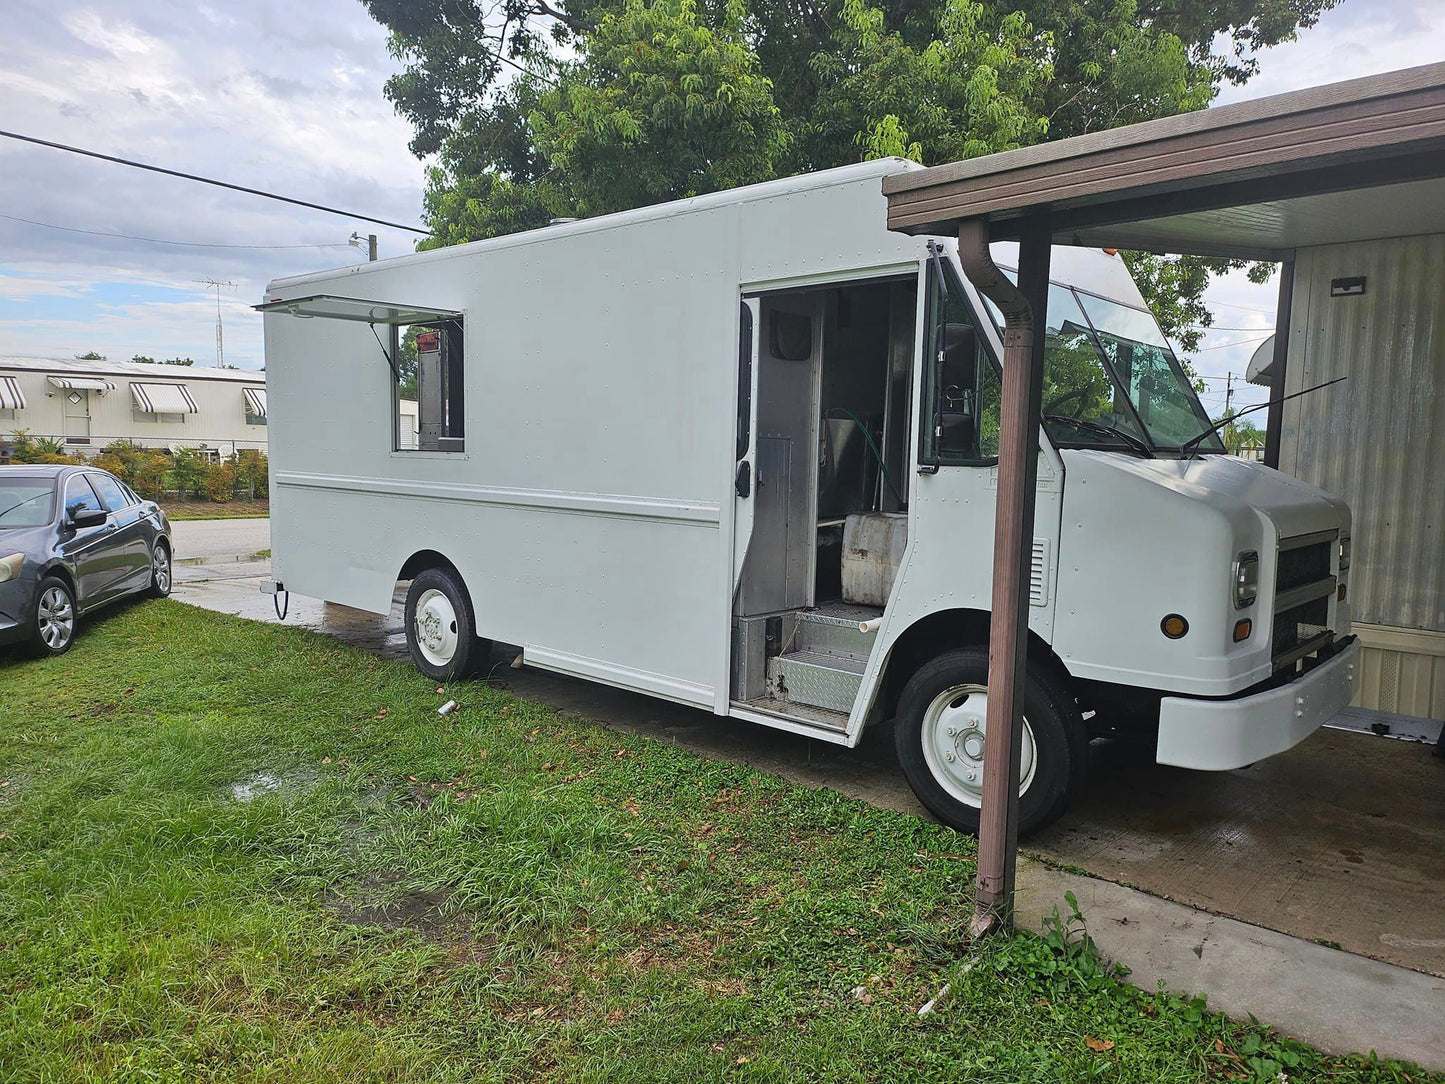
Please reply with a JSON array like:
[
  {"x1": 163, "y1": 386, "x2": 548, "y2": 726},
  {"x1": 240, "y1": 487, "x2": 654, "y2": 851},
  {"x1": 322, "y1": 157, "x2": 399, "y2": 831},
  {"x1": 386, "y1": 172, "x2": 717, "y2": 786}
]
[{"x1": 732, "y1": 299, "x2": 761, "y2": 591}]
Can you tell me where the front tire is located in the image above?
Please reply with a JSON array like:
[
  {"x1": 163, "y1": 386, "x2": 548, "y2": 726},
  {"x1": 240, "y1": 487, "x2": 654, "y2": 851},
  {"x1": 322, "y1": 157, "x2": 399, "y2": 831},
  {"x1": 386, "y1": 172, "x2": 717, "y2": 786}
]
[
  {"x1": 403, "y1": 567, "x2": 491, "y2": 681},
  {"x1": 894, "y1": 647, "x2": 1086, "y2": 836},
  {"x1": 147, "y1": 541, "x2": 172, "y2": 598},
  {"x1": 31, "y1": 576, "x2": 78, "y2": 656}
]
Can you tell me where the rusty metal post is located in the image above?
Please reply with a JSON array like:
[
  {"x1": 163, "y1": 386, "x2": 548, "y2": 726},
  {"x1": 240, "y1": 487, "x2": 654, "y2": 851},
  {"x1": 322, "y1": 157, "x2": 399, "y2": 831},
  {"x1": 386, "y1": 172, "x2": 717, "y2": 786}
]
[
  {"x1": 956, "y1": 218, "x2": 1051, "y2": 937},
  {"x1": 1263, "y1": 260, "x2": 1294, "y2": 470}
]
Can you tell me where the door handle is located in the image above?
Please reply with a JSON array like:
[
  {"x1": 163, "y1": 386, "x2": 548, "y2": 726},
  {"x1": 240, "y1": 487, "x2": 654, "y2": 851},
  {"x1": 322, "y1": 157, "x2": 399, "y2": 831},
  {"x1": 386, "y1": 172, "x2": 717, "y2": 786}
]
[{"x1": 735, "y1": 460, "x2": 751, "y2": 499}]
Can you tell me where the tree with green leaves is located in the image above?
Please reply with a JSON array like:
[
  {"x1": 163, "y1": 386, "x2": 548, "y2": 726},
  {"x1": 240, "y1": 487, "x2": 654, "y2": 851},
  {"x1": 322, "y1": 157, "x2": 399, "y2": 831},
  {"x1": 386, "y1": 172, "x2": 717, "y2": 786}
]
[
  {"x1": 74, "y1": 351, "x2": 105, "y2": 361},
  {"x1": 364, "y1": 0, "x2": 1337, "y2": 340}
]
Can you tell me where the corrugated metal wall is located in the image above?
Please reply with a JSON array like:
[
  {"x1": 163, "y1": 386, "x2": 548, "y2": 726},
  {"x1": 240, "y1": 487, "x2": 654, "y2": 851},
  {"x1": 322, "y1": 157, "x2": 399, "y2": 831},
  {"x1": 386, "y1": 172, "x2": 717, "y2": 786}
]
[
  {"x1": 1281, "y1": 234, "x2": 1445, "y2": 632},
  {"x1": 1280, "y1": 234, "x2": 1445, "y2": 720}
]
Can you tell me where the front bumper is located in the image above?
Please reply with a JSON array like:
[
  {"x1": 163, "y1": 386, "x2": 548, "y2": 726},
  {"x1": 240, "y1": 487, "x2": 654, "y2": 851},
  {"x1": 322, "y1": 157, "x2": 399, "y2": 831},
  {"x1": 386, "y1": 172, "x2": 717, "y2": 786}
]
[
  {"x1": 0, "y1": 578, "x2": 34, "y2": 646},
  {"x1": 1155, "y1": 637, "x2": 1360, "y2": 771}
]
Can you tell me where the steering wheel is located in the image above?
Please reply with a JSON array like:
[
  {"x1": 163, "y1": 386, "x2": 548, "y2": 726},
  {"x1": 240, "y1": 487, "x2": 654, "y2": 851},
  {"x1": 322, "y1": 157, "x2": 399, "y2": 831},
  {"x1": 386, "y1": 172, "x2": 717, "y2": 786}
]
[{"x1": 1043, "y1": 387, "x2": 1092, "y2": 417}]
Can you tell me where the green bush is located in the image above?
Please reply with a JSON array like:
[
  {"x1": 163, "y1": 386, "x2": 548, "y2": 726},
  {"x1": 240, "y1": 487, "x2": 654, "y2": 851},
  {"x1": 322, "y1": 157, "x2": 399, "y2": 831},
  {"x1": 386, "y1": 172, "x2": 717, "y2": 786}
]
[
  {"x1": 6, "y1": 430, "x2": 79, "y2": 464},
  {"x1": 231, "y1": 448, "x2": 269, "y2": 499},
  {"x1": 94, "y1": 441, "x2": 171, "y2": 499}
]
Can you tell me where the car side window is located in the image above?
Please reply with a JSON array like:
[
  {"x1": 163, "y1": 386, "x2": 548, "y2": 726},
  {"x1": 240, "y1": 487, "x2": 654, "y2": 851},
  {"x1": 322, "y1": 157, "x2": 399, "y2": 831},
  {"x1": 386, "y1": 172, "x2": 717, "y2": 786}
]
[
  {"x1": 64, "y1": 476, "x2": 105, "y2": 519},
  {"x1": 87, "y1": 473, "x2": 131, "y2": 512}
]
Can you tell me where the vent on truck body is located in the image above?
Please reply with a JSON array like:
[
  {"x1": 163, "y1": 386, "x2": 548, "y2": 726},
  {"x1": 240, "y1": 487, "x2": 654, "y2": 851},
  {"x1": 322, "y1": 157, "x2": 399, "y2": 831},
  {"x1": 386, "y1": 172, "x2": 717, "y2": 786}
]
[{"x1": 1030, "y1": 538, "x2": 1050, "y2": 606}]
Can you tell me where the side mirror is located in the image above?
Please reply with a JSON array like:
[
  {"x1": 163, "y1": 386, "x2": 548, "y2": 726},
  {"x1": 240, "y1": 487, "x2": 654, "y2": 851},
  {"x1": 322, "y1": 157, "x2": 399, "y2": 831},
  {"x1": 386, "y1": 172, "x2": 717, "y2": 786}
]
[{"x1": 69, "y1": 506, "x2": 107, "y2": 529}]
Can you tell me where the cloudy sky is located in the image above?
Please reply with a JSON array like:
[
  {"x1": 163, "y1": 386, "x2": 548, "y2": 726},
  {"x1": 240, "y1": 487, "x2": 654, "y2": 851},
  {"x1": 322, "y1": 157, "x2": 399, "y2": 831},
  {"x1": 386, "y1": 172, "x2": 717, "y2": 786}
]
[{"x1": 1, "y1": 0, "x2": 1442, "y2": 414}]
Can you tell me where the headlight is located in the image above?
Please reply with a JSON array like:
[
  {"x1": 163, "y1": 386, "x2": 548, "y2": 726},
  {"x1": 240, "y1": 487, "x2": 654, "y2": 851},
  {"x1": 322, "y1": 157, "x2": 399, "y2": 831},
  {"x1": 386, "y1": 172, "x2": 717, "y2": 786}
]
[
  {"x1": 1233, "y1": 551, "x2": 1259, "y2": 609},
  {"x1": 0, "y1": 553, "x2": 22, "y2": 583},
  {"x1": 1339, "y1": 536, "x2": 1351, "y2": 572}
]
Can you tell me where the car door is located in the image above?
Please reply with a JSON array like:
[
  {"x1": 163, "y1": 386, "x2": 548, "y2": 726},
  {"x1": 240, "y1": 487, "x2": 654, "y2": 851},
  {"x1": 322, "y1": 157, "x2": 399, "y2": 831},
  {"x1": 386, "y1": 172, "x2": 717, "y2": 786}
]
[
  {"x1": 85, "y1": 472, "x2": 150, "y2": 592},
  {"x1": 57, "y1": 474, "x2": 121, "y2": 607}
]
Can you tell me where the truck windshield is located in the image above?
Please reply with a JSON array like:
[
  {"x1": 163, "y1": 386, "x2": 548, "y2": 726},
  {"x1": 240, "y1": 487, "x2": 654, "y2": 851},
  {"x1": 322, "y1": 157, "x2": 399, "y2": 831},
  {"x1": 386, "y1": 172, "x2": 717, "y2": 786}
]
[{"x1": 1073, "y1": 292, "x2": 1225, "y2": 453}]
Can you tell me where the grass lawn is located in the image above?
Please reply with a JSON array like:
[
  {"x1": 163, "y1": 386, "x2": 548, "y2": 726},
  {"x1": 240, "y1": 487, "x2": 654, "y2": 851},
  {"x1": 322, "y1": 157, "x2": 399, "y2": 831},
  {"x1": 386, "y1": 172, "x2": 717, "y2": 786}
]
[
  {"x1": 0, "y1": 602, "x2": 1433, "y2": 1083},
  {"x1": 163, "y1": 499, "x2": 270, "y2": 521}
]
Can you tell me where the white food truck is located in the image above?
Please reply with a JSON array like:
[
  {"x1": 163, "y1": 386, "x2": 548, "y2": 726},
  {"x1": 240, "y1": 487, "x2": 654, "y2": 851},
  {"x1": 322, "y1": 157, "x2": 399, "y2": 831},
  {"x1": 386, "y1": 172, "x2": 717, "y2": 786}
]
[{"x1": 258, "y1": 159, "x2": 1358, "y2": 834}]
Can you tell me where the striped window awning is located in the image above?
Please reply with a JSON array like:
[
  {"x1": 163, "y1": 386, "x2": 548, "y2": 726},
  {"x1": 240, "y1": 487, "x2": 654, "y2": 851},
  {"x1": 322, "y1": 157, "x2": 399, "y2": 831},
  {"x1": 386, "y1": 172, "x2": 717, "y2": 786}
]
[
  {"x1": 243, "y1": 387, "x2": 267, "y2": 418},
  {"x1": 130, "y1": 382, "x2": 199, "y2": 414},
  {"x1": 0, "y1": 376, "x2": 25, "y2": 410},
  {"x1": 47, "y1": 375, "x2": 116, "y2": 392}
]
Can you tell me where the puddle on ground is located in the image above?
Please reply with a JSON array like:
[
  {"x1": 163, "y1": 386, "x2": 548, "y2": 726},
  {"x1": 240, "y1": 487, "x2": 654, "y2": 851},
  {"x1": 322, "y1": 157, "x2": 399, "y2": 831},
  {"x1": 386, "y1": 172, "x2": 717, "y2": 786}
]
[{"x1": 228, "y1": 768, "x2": 314, "y2": 803}]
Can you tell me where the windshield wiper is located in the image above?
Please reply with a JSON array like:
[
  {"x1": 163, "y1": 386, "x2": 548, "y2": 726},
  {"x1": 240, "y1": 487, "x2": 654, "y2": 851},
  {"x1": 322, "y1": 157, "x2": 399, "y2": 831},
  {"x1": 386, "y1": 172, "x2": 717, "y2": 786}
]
[
  {"x1": 1044, "y1": 414, "x2": 1152, "y2": 457},
  {"x1": 0, "y1": 491, "x2": 51, "y2": 525},
  {"x1": 1179, "y1": 376, "x2": 1347, "y2": 457}
]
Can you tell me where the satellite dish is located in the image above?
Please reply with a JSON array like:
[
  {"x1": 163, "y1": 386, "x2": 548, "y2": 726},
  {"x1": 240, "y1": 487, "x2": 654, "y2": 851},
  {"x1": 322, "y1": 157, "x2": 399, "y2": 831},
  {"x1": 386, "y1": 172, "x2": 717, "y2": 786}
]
[{"x1": 1246, "y1": 334, "x2": 1277, "y2": 386}]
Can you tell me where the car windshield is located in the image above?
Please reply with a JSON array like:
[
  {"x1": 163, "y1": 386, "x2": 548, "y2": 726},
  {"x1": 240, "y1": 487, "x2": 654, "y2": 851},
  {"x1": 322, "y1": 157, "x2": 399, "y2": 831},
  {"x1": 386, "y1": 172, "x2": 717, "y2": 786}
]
[
  {"x1": 0, "y1": 479, "x2": 57, "y2": 528},
  {"x1": 1073, "y1": 292, "x2": 1225, "y2": 453}
]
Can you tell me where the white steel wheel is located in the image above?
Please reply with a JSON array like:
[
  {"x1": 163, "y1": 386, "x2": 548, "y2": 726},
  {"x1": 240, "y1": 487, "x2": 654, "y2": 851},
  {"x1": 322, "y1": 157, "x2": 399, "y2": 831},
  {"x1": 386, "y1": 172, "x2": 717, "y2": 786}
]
[
  {"x1": 412, "y1": 588, "x2": 460, "y2": 668},
  {"x1": 403, "y1": 566, "x2": 491, "y2": 681},
  {"x1": 894, "y1": 647, "x2": 1086, "y2": 837},
  {"x1": 36, "y1": 582, "x2": 76, "y2": 653},
  {"x1": 919, "y1": 683, "x2": 1038, "y2": 809}
]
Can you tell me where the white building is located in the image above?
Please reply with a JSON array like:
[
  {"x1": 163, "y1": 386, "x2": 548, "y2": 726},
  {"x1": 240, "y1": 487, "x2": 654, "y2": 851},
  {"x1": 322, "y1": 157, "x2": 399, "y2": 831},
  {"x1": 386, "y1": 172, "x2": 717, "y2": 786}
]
[{"x1": 0, "y1": 355, "x2": 267, "y2": 458}]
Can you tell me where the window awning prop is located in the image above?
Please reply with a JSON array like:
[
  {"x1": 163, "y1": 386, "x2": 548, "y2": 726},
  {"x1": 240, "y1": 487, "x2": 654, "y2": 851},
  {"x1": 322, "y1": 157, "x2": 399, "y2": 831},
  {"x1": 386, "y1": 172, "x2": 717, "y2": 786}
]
[
  {"x1": 243, "y1": 387, "x2": 267, "y2": 418},
  {"x1": 0, "y1": 376, "x2": 25, "y2": 410},
  {"x1": 131, "y1": 382, "x2": 199, "y2": 414},
  {"x1": 47, "y1": 375, "x2": 116, "y2": 392},
  {"x1": 252, "y1": 294, "x2": 461, "y2": 324}
]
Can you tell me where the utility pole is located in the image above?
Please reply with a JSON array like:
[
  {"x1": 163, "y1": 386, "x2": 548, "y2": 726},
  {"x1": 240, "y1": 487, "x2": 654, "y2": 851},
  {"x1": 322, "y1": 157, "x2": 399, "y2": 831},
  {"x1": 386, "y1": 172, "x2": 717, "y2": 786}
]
[
  {"x1": 1224, "y1": 371, "x2": 1234, "y2": 415},
  {"x1": 195, "y1": 278, "x2": 237, "y2": 368},
  {"x1": 350, "y1": 232, "x2": 378, "y2": 261}
]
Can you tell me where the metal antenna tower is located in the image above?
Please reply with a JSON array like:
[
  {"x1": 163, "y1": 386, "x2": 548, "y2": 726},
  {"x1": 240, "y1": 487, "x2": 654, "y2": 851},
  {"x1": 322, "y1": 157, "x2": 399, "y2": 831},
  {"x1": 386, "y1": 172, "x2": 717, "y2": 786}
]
[{"x1": 196, "y1": 278, "x2": 238, "y2": 367}]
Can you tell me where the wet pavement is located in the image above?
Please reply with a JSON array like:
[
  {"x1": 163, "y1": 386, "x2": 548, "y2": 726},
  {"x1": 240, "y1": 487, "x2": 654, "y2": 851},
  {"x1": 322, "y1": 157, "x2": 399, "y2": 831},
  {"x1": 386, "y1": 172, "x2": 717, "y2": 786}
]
[
  {"x1": 171, "y1": 559, "x2": 1445, "y2": 978},
  {"x1": 169, "y1": 517, "x2": 271, "y2": 562}
]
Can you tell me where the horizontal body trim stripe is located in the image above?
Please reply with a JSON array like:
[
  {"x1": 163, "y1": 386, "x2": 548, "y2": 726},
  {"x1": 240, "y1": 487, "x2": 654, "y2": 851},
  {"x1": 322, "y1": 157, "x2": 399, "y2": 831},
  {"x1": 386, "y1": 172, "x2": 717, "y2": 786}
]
[
  {"x1": 522, "y1": 646, "x2": 714, "y2": 708},
  {"x1": 273, "y1": 471, "x2": 722, "y2": 526}
]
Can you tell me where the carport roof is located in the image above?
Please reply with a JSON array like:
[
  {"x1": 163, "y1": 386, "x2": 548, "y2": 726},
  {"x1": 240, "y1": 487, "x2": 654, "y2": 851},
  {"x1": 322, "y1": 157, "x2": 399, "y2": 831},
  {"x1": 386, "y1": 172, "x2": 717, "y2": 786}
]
[{"x1": 882, "y1": 61, "x2": 1445, "y2": 260}]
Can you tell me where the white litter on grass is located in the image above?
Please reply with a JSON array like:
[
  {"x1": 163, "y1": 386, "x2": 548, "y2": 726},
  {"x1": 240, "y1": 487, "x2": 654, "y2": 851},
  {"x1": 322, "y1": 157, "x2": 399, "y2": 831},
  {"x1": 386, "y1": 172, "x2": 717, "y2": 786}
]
[
  {"x1": 438, "y1": 700, "x2": 458, "y2": 716},
  {"x1": 231, "y1": 772, "x2": 283, "y2": 802},
  {"x1": 918, "y1": 958, "x2": 975, "y2": 1016}
]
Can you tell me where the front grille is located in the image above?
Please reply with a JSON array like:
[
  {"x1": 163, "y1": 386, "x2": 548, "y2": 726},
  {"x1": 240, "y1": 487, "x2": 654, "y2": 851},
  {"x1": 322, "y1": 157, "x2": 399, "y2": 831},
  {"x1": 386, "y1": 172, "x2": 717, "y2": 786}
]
[
  {"x1": 1273, "y1": 595, "x2": 1329, "y2": 659},
  {"x1": 1272, "y1": 531, "x2": 1337, "y2": 671},
  {"x1": 1277, "y1": 541, "x2": 1331, "y2": 593}
]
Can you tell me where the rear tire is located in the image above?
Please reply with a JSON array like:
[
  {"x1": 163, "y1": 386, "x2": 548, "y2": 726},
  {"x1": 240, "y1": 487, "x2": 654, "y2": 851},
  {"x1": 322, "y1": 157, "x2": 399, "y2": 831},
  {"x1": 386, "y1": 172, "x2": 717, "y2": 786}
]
[
  {"x1": 893, "y1": 647, "x2": 1087, "y2": 836},
  {"x1": 403, "y1": 567, "x2": 491, "y2": 681},
  {"x1": 30, "y1": 576, "x2": 78, "y2": 657}
]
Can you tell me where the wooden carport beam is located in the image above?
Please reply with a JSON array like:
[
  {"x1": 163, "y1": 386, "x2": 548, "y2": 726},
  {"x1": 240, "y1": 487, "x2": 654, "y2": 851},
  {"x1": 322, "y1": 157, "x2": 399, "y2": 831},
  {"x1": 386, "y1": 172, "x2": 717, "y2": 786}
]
[{"x1": 956, "y1": 218, "x2": 1052, "y2": 936}]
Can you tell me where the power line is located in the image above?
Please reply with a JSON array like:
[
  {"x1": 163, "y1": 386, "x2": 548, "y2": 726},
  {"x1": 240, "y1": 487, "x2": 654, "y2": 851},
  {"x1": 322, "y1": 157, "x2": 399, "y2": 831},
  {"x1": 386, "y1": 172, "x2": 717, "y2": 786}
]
[
  {"x1": 0, "y1": 212, "x2": 353, "y2": 251},
  {"x1": 0, "y1": 129, "x2": 429, "y2": 235},
  {"x1": 1202, "y1": 295, "x2": 1276, "y2": 315},
  {"x1": 1187, "y1": 334, "x2": 1273, "y2": 353},
  {"x1": 1186, "y1": 323, "x2": 1274, "y2": 331}
]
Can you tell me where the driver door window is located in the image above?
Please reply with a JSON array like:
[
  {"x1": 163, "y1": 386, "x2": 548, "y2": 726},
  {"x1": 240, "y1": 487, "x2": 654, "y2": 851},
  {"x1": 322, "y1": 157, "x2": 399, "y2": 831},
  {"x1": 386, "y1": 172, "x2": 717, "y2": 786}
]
[
  {"x1": 920, "y1": 259, "x2": 999, "y2": 465},
  {"x1": 64, "y1": 476, "x2": 104, "y2": 521}
]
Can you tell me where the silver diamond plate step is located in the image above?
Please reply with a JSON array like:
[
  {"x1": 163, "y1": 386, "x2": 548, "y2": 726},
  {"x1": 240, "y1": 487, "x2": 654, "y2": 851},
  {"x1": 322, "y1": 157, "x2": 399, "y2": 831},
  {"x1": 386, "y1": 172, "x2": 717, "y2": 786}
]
[
  {"x1": 794, "y1": 604, "x2": 882, "y2": 658},
  {"x1": 768, "y1": 649, "x2": 867, "y2": 714}
]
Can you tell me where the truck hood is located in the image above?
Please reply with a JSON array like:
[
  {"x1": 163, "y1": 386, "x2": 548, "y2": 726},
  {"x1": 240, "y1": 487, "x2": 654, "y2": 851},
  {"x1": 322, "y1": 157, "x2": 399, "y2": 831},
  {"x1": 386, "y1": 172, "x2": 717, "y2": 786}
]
[{"x1": 1066, "y1": 451, "x2": 1350, "y2": 542}]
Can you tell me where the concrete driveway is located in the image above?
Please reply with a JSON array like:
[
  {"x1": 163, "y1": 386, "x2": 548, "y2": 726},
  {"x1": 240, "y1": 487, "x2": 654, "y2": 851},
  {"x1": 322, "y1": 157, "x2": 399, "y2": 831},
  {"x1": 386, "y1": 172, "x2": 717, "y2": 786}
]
[
  {"x1": 169, "y1": 517, "x2": 270, "y2": 563},
  {"x1": 169, "y1": 551, "x2": 1445, "y2": 982}
]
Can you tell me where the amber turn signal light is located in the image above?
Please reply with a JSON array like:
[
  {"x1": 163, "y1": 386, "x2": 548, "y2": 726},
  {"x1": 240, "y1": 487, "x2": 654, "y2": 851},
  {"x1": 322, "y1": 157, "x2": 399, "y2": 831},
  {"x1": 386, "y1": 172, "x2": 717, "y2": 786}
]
[
  {"x1": 1233, "y1": 618, "x2": 1252, "y2": 643},
  {"x1": 1161, "y1": 614, "x2": 1189, "y2": 639}
]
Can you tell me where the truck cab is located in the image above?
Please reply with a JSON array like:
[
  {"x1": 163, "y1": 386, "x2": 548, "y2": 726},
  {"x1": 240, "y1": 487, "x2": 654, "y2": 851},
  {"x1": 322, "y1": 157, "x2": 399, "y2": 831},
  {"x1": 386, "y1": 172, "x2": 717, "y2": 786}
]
[{"x1": 728, "y1": 236, "x2": 1356, "y2": 834}]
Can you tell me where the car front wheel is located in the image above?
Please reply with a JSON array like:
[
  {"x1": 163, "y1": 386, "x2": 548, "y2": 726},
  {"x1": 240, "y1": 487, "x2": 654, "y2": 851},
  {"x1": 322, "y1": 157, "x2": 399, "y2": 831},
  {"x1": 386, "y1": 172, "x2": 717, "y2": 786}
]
[
  {"x1": 31, "y1": 576, "x2": 78, "y2": 656},
  {"x1": 893, "y1": 647, "x2": 1087, "y2": 836},
  {"x1": 148, "y1": 542, "x2": 172, "y2": 598}
]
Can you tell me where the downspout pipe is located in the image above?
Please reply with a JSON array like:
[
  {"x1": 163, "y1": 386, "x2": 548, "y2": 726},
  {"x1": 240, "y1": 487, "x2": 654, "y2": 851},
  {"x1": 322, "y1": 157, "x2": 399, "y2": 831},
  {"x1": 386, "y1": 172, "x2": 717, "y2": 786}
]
[{"x1": 955, "y1": 217, "x2": 1053, "y2": 937}]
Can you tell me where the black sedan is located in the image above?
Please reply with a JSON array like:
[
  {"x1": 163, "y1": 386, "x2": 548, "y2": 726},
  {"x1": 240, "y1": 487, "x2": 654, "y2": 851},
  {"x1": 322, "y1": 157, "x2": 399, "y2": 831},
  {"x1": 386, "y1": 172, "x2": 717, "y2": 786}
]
[{"x1": 0, "y1": 465, "x2": 172, "y2": 656}]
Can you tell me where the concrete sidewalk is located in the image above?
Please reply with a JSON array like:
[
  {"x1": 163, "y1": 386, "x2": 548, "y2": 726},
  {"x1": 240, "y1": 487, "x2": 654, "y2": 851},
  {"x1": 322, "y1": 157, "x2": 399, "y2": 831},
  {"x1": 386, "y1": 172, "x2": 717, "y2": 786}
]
[{"x1": 1016, "y1": 859, "x2": 1445, "y2": 1071}]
